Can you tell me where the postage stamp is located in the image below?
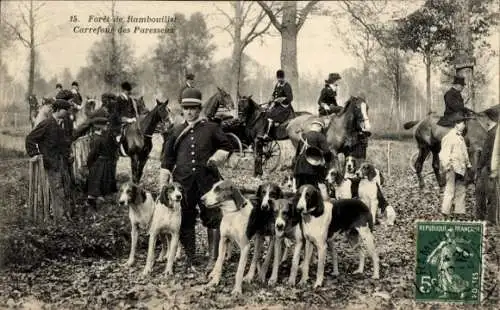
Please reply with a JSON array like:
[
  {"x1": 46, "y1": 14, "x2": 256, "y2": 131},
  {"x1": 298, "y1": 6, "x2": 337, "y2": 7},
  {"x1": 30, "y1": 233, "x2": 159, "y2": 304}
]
[{"x1": 415, "y1": 220, "x2": 486, "y2": 304}]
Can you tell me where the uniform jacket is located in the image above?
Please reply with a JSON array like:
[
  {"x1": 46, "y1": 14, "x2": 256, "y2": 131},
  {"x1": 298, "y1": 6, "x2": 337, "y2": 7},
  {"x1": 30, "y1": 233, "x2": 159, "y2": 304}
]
[
  {"x1": 272, "y1": 81, "x2": 293, "y2": 106},
  {"x1": 317, "y1": 84, "x2": 338, "y2": 107},
  {"x1": 25, "y1": 116, "x2": 72, "y2": 171},
  {"x1": 161, "y1": 118, "x2": 232, "y2": 189},
  {"x1": 439, "y1": 128, "x2": 471, "y2": 176},
  {"x1": 294, "y1": 130, "x2": 332, "y2": 178}
]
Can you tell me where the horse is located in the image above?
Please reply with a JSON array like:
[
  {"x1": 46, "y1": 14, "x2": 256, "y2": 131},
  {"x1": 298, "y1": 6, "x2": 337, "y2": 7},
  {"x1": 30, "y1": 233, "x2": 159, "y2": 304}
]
[
  {"x1": 121, "y1": 98, "x2": 171, "y2": 184},
  {"x1": 28, "y1": 95, "x2": 40, "y2": 128},
  {"x1": 286, "y1": 96, "x2": 369, "y2": 167},
  {"x1": 403, "y1": 104, "x2": 499, "y2": 189},
  {"x1": 235, "y1": 95, "x2": 312, "y2": 177}
]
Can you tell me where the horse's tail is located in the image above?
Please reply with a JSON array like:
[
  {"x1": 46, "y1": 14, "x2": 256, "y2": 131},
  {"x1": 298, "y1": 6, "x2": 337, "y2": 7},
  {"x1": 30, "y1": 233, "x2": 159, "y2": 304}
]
[{"x1": 403, "y1": 121, "x2": 420, "y2": 130}]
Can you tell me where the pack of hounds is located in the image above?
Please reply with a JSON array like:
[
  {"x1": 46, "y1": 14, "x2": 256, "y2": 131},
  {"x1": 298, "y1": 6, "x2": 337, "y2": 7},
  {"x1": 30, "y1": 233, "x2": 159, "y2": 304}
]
[{"x1": 118, "y1": 156, "x2": 397, "y2": 295}]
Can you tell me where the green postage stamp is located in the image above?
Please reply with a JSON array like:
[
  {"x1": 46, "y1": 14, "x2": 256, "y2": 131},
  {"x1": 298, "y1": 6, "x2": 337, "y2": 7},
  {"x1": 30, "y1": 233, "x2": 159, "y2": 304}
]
[{"x1": 415, "y1": 220, "x2": 486, "y2": 304}]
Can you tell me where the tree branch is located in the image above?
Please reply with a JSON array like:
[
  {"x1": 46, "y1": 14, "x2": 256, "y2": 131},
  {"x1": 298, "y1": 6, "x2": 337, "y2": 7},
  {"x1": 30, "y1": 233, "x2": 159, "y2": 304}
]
[
  {"x1": 215, "y1": 4, "x2": 234, "y2": 25},
  {"x1": 242, "y1": 19, "x2": 272, "y2": 50},
  {"x1": 341, "y1": 0, "x2": 387, "y2": 48},
  {"x1": 297, "y1": 0, "x2": 319, "y2": 31},
  {"x1": 257, "y1": 1, "x2": 282, "y2": 31},
  {"x1": 212, "y1": 24, "x2": 234, "y2": 40},
  {"x1": 2, "y1": 19, "x2": 30, "y2": 47},
  {"x1": 242, "y1": 1, "x2": 254, "y2": 23}
]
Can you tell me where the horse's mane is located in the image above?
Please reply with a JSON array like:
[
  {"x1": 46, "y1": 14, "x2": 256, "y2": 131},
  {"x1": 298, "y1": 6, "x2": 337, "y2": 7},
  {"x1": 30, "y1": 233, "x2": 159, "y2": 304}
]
[{"x1": 480, "y1": 104, "x2": 500, "y2": 122}]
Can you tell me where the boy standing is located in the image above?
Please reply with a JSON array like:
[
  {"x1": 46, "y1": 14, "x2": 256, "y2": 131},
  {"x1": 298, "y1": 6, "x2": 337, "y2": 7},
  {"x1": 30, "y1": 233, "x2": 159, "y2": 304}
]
[{"x1": 439, "y1": 114, "x2": 472, "y2": 215}]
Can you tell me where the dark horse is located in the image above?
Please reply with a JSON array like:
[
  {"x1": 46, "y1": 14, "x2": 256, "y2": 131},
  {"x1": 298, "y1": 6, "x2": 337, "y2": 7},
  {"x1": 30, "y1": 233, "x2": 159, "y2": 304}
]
[
  {"x1": 287, "y1": 96, "x2": 369, "y2": 158},
  {"x1": 236, "y1": 95, "x2": 311, "y2": 177},
  {"x1": 403, "y1": 104, "x2": 499, "y2": 189},
  {"x1": 121, "y1": 98, "x2": 171, "y2": 184}
]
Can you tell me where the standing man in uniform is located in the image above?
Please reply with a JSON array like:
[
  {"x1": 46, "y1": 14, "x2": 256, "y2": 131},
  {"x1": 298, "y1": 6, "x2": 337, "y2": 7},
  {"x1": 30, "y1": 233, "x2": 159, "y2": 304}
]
[
  {"x1": 317, "y1": 73, "x2": 342, "y2": 116},
  {"x1": 160, "y1": 88, "x2": 232, "y2": 273},
  {"x1": 261, "y1": 69, "x2": 293, "y2": 140},
  {"x1": 178, "y1": 73, "x2": 195, "y2": 105},
  {"x1": 25, "y1": 99, "x2": 75, "y2": 220}
]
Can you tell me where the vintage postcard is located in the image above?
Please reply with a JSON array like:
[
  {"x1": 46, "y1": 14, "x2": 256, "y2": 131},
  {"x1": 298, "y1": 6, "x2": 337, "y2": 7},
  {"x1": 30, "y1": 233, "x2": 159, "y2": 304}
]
[{"x1": 0, "y1": 1, "x2": 498, "y2": 309}]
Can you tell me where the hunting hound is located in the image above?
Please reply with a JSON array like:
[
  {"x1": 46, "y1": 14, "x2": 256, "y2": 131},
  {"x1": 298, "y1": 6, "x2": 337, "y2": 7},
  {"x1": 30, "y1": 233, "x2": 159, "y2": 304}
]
[
  {"x1": 143, "y1": 182, "x2": 183, "y2": 276},
  {"x1": 200, "y1": 180, "x2": 260, "y2": 296},
  {"x1": 326, "y1": 163, "x2": 353, "y2": 199},
  {"x1": 295, "y1": 185, "x2": 380, "y2": 286},
  {"x1": 280, "y1": 175, "x2": 297, "y2": 193}
]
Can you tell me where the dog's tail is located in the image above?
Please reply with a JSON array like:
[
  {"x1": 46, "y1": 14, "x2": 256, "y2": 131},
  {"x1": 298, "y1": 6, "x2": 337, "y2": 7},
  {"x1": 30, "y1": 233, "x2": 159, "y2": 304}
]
[{"x1": 403, "y1": 120, "x2": 419, "y2": 130}]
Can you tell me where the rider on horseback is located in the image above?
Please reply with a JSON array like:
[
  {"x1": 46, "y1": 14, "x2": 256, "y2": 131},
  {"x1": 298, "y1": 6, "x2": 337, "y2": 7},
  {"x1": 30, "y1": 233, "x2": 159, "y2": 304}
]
[
  {"x1": 260, "y1": 69, "x2": 294, "y2": 140},
  {"x1": 71, "y1": 81, "x2": 83, "y2": 107},
  {"x1": 318, "y1": 73, "x2": 343, "y2": 116},
  {"x1": 115, "y1": 81, "x2": 144, "y2": 142},
  {"x1": 437, "y1": 75, "x2": 475, "y2": 131}
]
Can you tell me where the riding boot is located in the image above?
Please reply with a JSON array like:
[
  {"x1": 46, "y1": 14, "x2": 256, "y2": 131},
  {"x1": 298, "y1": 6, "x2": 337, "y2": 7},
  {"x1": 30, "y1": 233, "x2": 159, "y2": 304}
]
[{"x1": 180, "y1": 226, "x2": 198, "y2": 274}]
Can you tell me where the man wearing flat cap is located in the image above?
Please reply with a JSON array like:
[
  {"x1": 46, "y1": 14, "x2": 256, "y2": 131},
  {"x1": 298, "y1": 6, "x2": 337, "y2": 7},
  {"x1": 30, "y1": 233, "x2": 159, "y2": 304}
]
[
  {"x1": 55, "y1": 83, "x2": 63, "y2": 97},
  {"x1": 26, "y1": 99, "x2": 75, "y2": 220},
  {"x1": 293, "y1": 119, "x2": 333, "y2": 189},
  {"x1": 438, "y1": 75, "x2": 474, "y2": 128},
  {"x1": 318, "y1": 73, "x2": 342, "y2": 116},
  {"x1": 160, "y1": 87, "x2": 233, "y2": 274},
  {"x1": 178, "y1": 73, "x2": 195, "y2": 105},
  {"x1": 261, "y1": 69, "x2": 294, "y2": 139}
]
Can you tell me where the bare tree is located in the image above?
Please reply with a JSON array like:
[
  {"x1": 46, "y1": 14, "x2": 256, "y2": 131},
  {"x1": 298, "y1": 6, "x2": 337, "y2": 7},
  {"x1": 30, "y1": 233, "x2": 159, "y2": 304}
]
[
  {"x1": 216, "y1": 1, "x2": 272, "y2": 105},
  {"x1": 1, "y1": 0, "x2": 62, "y2": 98},
  {"x1": 257, "y1": 1, "x2": 319, "y2": 108}
]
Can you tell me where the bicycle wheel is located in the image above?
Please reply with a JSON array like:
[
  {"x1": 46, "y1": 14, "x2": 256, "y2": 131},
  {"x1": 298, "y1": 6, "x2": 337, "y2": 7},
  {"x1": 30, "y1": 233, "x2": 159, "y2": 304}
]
[
  {"x1": 225, "y1": 132, "x2": 243, "y2": 169},
  {"x1": 261, "y1": 140, "x2": 281, "y2": 173}
]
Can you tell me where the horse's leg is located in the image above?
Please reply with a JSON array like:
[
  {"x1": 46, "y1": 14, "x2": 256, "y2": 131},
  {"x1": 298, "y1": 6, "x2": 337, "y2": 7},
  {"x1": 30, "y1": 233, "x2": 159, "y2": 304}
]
[
  {"x1": 254, "y1": 139, "x2": 263, "y2": 177},
  {"x1": 431, "y1": 149, "x2": 444, "y2": 189},
  {"x1": 414, "y1": 146, "x2": 430, "y2": 189},
  {"x1": 131, "y1": 155, "x2": 138, "y2": 184}
]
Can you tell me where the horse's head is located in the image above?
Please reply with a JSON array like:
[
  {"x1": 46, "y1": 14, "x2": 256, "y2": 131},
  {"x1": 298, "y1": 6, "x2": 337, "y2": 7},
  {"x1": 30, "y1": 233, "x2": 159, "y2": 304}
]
[
  {"x1": 339, "y1": 96, "x2": 367, "y2": 133},
  {"x1": 238, "y1": 95, "x2": 259, "y2": 119},
  {"x1": 204, "y1": 87, "x2": 234, "y2": 118},
  {"x1": 149, "y1": 98, "x2": 171, "y2": 134}
]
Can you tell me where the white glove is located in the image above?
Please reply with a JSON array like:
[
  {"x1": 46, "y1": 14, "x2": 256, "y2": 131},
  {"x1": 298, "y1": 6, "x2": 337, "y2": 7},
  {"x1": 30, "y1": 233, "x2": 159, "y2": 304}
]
[
  {"x1": 362, "y1": 119, "x2": 371, "y2": 131},
  {"x1": 159, "y1": 168, "x2": 172, "y2": 189},
  {"x1": 323, "y1": 104, "x2": 330, "y2": 111},
  {"x1": 127, "y1": 117, "x2": 137, "y2": 123},
  {"x1": 207, "y1": 150, "x2": 230, "y2": 166}
]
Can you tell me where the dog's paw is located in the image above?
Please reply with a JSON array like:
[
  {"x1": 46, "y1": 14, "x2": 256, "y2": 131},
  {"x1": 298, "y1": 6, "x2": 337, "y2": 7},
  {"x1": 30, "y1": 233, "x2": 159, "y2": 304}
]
[
  {"x1": 164, "y1": 269, "x2": 173, "y2": 277},
  {"x1": 352, "y1": 268, "x2": 363, "y2": 275},
  {"x1": 286, "y1": 278, "x2": 296, "y2": 287},
  {"x1": 142, "y1": 267, "x2": 152, "y2": 276},
  {"x1": 332, "y1": 270, "x2": 340, "y2": 277},
  {"x1": 243, "y1": 273, "x2": 254, "y2": 283},
  {"x1": 124, "y1": 259, "x2": 135, "y2": 267},
  {"x1": 231, "y1": 287, "x2": 242, "y2": 296},
  {"x1": 267, "y1": 277, "x2": 277, "y2": 286},
  {"x1": 371, "y1": 273, "x2": 380, "y2": 280},
  {"x1": 298, "y1": 277, "x2": 308, "y2": 287},
  {"x1": 207, "y1": 278, "x2": 220, "y2": 287},
  {"x1": 313, "y1": 280, "x2": 323, "y2": 289}
]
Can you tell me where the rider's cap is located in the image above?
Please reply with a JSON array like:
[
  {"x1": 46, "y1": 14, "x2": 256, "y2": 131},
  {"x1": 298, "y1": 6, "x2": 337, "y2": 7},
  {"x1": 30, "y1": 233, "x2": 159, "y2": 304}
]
[
  {"x1": 121, "y1": 82, "x2": 132, "y2": 91},
  {"x1": 325, "y1": 73, "x2": 341, "y2": 84},
  {"x1": 276, "y1": 69, "x2": 285, "y2": 79},
  {"x1": 185, "y1": 73, "x2": 195, "y2": 80},
  {"x1": 71, "y1": 81, "x2": 79, "y2": 87},
  {"x1": 181, "y1": 88, "x2": 203, "y2": 108}
]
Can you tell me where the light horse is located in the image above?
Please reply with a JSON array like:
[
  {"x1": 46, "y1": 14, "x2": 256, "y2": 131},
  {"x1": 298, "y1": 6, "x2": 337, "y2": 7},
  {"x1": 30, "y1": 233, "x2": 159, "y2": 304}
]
[
  {"x1": 236, "y1": 95, "x2": 312, "y2": 177},
  {"x1": 286, "y1": 96, "x2": 369, "y2": 169},
  {"x1": 160, "y1": 87, "x2": 235, "y2": 157},
  {"x1": 403, "y1": 104, "x2": 499, "y2": 189},
  {"x1": 121, "y1": 98, "x2": 171, "y2": 184}
]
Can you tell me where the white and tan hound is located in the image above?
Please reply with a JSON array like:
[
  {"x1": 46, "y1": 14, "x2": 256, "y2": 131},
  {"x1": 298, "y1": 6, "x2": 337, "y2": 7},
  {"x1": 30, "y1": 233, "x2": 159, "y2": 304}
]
[
  {"x1": 143, "y1": 182, "x2": 183, "y2": 276},
  {"x1": 355, "y1": 162, "x2": 383, "y2": 222},
  {"x1": 200, "y1": 180, "x2": 258, "y2": 296},
  {"x1": 118, "y1": 182, "x2": 156, "y2": 268}
]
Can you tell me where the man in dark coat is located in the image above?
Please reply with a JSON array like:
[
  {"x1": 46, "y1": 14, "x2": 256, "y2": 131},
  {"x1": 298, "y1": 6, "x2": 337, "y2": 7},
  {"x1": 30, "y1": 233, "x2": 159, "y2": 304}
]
[
  {"x1": 293, "y1": 120, "x2": 333, "y2": 189},
  {"x1": 84, "y1": 117, "x2": 118, "y2": 212},
  {"x1": 160, "y1": 87, "x2": 232, "y2": 273},
  {"x1": 438, "y1": 75, "x2": 474, "y2": 128},
  {"x1": 318, "y1": 73, "x2": 342, "y2": 116},
  {"x1": 25, "y1": 99, "x2": 74, "y2": 220},
  {"x1": 55, "y1": 83, "x2": 63, "y2": 97},
  {"x1": 71, "y1": 81, "x2": 83, "y2": 107},
  {"x1": 261, "y1": 69, "x2": 294, "y2": 139},
  {"x1": 178, "y1": 73, "x2": 195, "y2": 105},
  {"x1": 115, "y1": 82, "x2": 146, "y2": 141}
]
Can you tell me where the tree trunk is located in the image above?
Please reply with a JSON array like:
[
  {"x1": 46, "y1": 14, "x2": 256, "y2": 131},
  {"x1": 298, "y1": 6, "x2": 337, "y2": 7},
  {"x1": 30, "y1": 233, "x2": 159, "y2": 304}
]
[
  {"x1": 425, "y1": 54, "x2": 432, "y2": 113},
  {"x1": 280, "y1": 2, "x2": 299, "y2": 109},
  {"x1": 453, "y1": 0, "x2": 474, "y2": 110},
  {"x1": 27, "y1": 0, "x2": 35, "y2": 98},
  {"x1": 230, "y1": 1, "x2": 243, "y2": 114}
]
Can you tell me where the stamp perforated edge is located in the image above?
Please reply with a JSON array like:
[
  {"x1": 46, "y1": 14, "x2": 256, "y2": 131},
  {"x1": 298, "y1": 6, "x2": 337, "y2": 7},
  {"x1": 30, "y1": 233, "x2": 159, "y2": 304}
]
[{"x1": 414, "y1": 219, "x2": 488, "y2": 304}]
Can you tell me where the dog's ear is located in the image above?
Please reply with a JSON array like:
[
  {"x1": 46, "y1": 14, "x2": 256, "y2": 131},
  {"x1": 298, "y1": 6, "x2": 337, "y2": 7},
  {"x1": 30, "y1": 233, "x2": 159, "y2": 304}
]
[
  {"x1": 158, "y1": 185, "x2": 170, "y2": 206},
  {"x1": 275, "y1": 185, "x2": 283, "y2": 199},
  {"x1": 310, "y1": 187, "x2": 325, "y2": 216},
  {"x1": 367, "y1": 164, "x2": 377, "y2": 181},
  {"x1": 231, "y1": 184, "x2": 246, "y2": 209},
  {"x1": 379, "y1": 170, "x2": 385, "y2": 185}
]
